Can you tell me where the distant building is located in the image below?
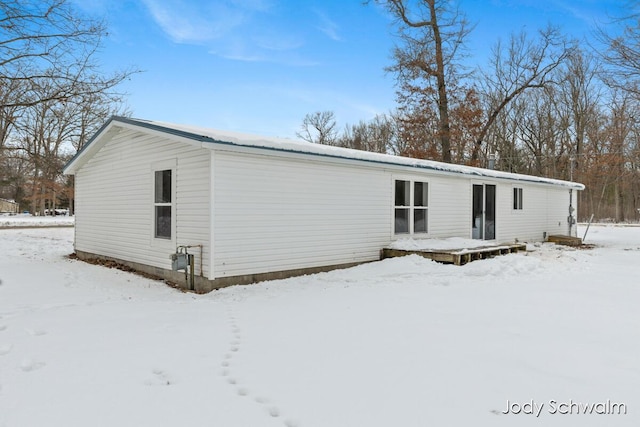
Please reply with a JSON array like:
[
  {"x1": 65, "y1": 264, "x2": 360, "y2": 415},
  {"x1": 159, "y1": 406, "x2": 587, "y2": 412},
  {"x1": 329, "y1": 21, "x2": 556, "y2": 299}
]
[
  {"x1": 0, "y1": 198, "x2": 19, "y2": 214},
  {"x1": 64, "y1": 116, "x2": 584, "y2": 292}
]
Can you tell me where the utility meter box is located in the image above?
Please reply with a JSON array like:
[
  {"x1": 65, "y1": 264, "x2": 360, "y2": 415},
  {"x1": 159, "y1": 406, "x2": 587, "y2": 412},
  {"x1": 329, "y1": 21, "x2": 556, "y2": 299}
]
[{"x1": 170, "y1": 252, "x2": 188, "y2": 271}]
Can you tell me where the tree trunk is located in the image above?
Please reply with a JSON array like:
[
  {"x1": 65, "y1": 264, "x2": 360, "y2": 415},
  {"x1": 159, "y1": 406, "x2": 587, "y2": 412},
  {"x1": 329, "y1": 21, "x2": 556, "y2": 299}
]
[
  {"x1": 615, "y1": 182, "x2": 624, "y2": 222},
  {"x1": 430, "y1": 1, "x2": 452, "y2": 163}
]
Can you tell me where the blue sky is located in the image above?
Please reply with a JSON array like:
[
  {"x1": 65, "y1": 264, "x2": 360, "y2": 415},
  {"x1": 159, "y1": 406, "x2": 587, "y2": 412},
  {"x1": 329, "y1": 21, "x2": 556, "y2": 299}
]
[{"x1": 75, "y1": 0, "x2": 628, "y2": 138}]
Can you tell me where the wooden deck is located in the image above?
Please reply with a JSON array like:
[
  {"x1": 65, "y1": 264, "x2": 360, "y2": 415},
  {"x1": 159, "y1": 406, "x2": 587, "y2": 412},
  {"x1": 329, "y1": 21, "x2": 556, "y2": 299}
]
[
  {"x1": 382, "y1": 243, "x2": 528, "y2": 266},
  {"x1": 547, "y1": 235, "x2": 583, "y2": 246}
]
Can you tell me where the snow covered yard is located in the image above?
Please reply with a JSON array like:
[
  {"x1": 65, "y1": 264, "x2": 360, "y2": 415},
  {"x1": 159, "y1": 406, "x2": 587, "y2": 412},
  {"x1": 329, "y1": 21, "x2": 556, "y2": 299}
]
[
  {"x1": 1, "y1": 225, "x2": 639, "y2": 427},
  {"x1": 0, "y1": 213, "x2": 74, "y2": 228}
]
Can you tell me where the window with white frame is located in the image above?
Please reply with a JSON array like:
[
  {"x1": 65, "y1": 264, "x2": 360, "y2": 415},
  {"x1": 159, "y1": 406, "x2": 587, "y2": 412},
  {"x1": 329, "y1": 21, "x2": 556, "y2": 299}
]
[
  {"x1": 154, "y1": 169, "x2": 172, "y2": 239},
  {"x1": 513, "y1": 187, "x2": 523, "y2": 210},
  {"x1": 394, "y1": 179, "x2": 429, "y2": 234}
]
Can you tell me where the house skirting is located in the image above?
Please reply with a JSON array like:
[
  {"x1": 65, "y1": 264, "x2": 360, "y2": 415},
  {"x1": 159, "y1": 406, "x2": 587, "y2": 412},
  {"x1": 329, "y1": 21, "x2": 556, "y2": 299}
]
[{"x1": 74, "y1": 250, "x2": 373, "y2": 293}]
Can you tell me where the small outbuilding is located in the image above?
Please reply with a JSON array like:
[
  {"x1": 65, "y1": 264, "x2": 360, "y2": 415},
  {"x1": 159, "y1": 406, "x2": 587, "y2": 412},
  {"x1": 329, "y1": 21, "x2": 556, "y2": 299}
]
[
  {"x1": 63, "y1": 117, "x2": 584, "y2": 292},
  {"x1": 0, "y1": 198, "x2": 19, "y2": 214}
]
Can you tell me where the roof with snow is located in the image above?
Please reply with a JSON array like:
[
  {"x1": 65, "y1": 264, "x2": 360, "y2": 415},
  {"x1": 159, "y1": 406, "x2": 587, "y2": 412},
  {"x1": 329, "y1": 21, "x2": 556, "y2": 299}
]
[{"x1": 63, "y1": 116, "x2": 585, "y2": 190}]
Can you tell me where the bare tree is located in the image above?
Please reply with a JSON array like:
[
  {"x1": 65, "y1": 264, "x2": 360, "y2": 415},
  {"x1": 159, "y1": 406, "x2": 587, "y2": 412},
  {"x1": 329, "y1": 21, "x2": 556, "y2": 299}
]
[
  {"x1": 377, "y1": 0, "x2": 472, "y2": 163},
  {"x1": 339, "y1": 114, "x2": 397, "y2": 153},
  {"x1": 597, "y1": 7, "x2": 640, "y2": 96},
  {"x1": 0, "y1": 0, "x2": 136, "y2": 110},
  {"x1": 559, "y1": 49, "x2": 602, "y2": 171},
  {"x1": 606, "y1": 94, "x2": 636, "y2": 222},
  {"x1": 8, "y1": 82, "x2": 128, "y2": 214},
  {"x1": 516, "y1": 86, "x2": 567, "y2": 177},
  {"x1": 475, "y1": 26, "x2": 573, "y2": 162},
  {"x1": 0, "y1": 0, "x2": 136, "y2": 211},
  {"x1": 296, "y1": 111, "x2": 339, "y2": 145}
]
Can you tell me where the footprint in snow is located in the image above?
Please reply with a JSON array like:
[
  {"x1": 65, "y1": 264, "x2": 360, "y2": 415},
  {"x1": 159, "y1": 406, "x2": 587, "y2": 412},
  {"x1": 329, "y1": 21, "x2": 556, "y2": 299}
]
[
  {"x1": 144, "y1": 369, "x2": 172, "y2": 386},
  {"x1": 20, "y1": 359, "x2": 46, "y2": 372},
  {"x1": 25, "y1": 328, "x2": 47, "y2": 337},
  {"x1": 0, "y1": 325, "x2": 7, "y2": 332},
  {"x1": 268, "y1": 406, "x2": 280, "y2": 417},
  {"x1": 222, "y1": 308, "x2": 299, "y2": 425},
  {"x1": 0, "y1": 345, "x2": 12, "y2": 356}
]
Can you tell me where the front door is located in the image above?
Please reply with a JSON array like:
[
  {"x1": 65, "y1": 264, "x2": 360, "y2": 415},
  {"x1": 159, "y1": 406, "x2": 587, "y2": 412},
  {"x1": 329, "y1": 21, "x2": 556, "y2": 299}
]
[{"x1": 472, "y1": 184, "x2": 496, "y2": 240}]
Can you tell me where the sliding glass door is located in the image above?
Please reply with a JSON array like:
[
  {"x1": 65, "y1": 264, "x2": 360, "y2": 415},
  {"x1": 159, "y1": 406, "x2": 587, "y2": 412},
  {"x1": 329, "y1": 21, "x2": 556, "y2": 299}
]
[{"x1": 472, "y1": 184, "x2": 496, "y2": 240}]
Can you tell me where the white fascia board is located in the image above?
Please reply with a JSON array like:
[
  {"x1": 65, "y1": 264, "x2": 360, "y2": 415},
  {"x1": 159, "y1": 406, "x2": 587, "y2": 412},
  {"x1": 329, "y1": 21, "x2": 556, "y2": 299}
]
[{"x1": 202, "y1": 141, "x2": 585, "y2": 191}]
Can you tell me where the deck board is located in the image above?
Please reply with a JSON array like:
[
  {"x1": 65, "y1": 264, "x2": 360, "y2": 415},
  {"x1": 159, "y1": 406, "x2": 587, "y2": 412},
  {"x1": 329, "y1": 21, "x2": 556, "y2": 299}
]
[
  {"x1": 547, "y1": 235, "x2": 583, "y2": 246},
  {"x1": 382, "y1": 243, "x2": 528, "y2": 266}
]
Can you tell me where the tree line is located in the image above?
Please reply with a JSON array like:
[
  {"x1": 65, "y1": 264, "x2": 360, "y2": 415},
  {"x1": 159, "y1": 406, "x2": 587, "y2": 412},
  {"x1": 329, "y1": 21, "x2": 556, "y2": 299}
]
[
  {"x1": 297, "y1": 1, "x2": 640, "y2": 222},
  {"x1": 0, "y1": 0, "x2": 134, "y2": 215}
]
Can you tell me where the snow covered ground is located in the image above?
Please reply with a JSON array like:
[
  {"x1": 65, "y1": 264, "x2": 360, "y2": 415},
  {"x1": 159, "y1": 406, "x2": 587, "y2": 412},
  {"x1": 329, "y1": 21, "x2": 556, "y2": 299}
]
[
  {"x1": 0, "y1": 213, "x2": 74, "y2": 228},
  {"x1": 0, "y1": 224, "x2": 638, "y2": 426}
]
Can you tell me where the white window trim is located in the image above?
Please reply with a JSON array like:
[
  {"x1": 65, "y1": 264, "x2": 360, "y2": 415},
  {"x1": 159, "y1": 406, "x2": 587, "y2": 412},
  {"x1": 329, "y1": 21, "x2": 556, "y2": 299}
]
[
  {"x1": 151, "y1": 159, "x2": 177, "y2": 248},
  {"x1": 392, "y1": 176, "x2": 430, "y2": 237}
]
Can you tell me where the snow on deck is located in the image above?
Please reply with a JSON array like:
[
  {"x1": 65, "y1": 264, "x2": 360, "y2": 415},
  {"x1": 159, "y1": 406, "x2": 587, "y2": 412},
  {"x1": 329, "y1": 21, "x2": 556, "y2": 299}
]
[
  {"x1": 388, "y1": 236, "x2": 500, "y2": 251},
  {"x1": 385, "y1": 237, "x2": 527, "y2": 265}
]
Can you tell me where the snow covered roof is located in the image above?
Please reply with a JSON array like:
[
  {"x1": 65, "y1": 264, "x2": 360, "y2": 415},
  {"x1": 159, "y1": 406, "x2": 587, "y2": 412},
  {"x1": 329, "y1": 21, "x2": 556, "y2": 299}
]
[{"x1": 64, "y1": 116, "x2": 585, "y2": 190}]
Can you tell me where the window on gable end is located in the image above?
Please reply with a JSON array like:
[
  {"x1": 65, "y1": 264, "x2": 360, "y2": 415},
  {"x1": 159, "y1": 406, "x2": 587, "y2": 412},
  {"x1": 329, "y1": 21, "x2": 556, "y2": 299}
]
[{"x1": 154, "y1": 169, "x2": 172, "y2": 239}]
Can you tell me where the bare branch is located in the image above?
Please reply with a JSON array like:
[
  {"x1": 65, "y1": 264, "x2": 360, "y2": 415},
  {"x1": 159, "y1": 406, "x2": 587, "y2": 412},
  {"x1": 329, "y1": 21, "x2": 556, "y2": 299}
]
[
  {"x1": 474, "y1": 25, "x2": 574, "y2": 161},
  {"x1": 377, "y1": 0, "x2": 473, "y2": 163},
  {"x1": 296, "y1": 111, "x2": 339, "y2": 146}
]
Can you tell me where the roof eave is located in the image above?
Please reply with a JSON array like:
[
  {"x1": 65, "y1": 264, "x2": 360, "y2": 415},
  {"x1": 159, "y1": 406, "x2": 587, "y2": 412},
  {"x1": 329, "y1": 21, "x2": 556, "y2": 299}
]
[
  {"x1": 63, "y1": 117, "x2": 118, "y2": 175},
  {"x1": 63, "y1": 116, "x2": 586, "y2": 191}
]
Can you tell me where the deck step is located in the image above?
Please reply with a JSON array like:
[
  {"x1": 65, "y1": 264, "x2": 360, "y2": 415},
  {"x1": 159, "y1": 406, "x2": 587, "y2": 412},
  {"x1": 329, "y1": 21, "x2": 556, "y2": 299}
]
[
  {"x1": 547, "y1": 235, "x2": 583, "y2": 246},
  {"x1": 382, "y1": 243, "x2": 528, "y2": 266}
]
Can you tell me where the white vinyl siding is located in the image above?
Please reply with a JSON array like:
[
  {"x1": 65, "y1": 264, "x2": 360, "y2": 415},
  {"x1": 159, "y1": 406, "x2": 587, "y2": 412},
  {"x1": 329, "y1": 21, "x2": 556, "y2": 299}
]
[
  {"x1": 495, "y1": 184, "x2": 574, "y2": 242},
  {"x1": 212, "y1": 150, "x2": 391, "y2": 278},
  {"x1": 74, "y1": 128, "x2": 211, "y2": 277},
  {"x1": 425, "y1": 177, "x2": 470, "y2": 239},
  {"x1": 546, "y1": 188, "x2": 575, "y2": 236}
]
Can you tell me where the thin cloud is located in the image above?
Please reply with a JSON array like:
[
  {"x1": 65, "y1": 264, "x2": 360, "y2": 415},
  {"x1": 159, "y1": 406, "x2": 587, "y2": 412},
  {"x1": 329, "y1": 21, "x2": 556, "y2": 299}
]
[
  {"x1": 140, "y1": 0, "x2": 249, "y2": 43},
  {"x1": 254, "y1": 33, "x2": 304, "y2": 52},
  {"x1": 314, "y1": 9, "x2": 341, "y2": 41},
  {"x1": 229, "y1": 0, "x2": 273, "y2": 12},
  {"x1": 141, "y1": 0, "x2": 316, "y2": 66},
  {"x1": 216, "y1": 48, "x2": 319, "y2": 67},
  {"x1": 556, "y1": 1, "x2": 605, "y2": 28}
]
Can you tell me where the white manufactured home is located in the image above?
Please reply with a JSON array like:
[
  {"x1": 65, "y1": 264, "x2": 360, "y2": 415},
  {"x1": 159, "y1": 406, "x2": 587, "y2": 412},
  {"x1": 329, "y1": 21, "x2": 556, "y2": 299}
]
[{"x1": 63, "y1": 116, "x2": 584, "y2": 292}]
